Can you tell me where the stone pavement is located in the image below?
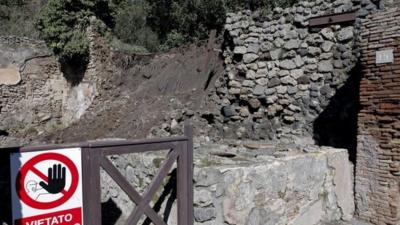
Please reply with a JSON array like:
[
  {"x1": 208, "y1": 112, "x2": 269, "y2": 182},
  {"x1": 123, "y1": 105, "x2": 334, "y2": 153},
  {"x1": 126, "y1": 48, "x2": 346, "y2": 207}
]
[{"x1": 323, "y1": 219, "x2": 372, "y2": 225}]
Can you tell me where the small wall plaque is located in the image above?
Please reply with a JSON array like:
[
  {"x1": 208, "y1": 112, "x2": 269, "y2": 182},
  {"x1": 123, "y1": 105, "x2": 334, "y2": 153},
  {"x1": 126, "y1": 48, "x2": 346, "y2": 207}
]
[{"x1": 376, "y1": 49, "x2": 394, "y2": 64}]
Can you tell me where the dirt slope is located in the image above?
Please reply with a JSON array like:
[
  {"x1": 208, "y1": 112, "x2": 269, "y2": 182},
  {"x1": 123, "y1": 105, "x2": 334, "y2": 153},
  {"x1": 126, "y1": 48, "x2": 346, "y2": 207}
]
[{"x1": 40, "y1": 40, "x2": 224, "y2": 144}]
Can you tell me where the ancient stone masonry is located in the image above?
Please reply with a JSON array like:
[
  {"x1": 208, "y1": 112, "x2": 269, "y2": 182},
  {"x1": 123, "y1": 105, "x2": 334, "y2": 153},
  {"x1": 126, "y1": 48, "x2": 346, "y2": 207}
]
[
  {"x1": 100, "y1": 142, "x2": 354, "y2": 225},
  {"x1": 0, "y1": 36, "x2": 67, "y2": 146},
  {"x1": 0, "y1": 20, "x2": 115, "y2": 146},
  {"x1": 355, "y1": 7, "x2": 400, "y2": 225},
  {"x1": 211, "y1": 0, "x2": 378, "y2": 140}
]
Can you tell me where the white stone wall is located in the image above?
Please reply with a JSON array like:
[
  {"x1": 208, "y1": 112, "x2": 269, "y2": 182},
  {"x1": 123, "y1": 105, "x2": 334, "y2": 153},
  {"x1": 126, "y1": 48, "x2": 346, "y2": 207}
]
[{"x1": 100, "y1": 142, "x2": 354, "y2": 225}]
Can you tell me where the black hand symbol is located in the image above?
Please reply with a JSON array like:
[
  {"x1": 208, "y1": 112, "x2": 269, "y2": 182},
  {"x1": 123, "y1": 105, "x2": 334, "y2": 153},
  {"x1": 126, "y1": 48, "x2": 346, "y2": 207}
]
[{"x1": 39, "y1": 164, "x2": 66, "y2": 194}]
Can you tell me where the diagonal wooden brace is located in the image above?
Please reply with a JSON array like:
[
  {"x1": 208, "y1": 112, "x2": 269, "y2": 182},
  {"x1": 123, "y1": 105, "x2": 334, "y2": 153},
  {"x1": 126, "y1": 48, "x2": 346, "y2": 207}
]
[
  {"x1": 125, "y1": 149, "x2": 179, "y2": 225},
  {"x1": 100, "y1": 156, "x2": 168, "y2": 225}
]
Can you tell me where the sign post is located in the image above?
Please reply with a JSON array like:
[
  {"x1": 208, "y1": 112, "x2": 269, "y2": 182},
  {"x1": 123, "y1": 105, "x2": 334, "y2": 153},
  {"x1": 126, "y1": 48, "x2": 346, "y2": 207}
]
[{"x1": 10, "y1": 148, "x2": 84, "y2": 225}]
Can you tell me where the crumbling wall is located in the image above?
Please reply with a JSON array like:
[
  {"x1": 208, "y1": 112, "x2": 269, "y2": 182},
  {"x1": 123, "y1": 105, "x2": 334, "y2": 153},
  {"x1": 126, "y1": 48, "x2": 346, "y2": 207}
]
[
  {"x1": 355, "y1": 7, "x2": 400, "y2": 225},
  {"x1": 0, "y1": 36, "x2": 67, "y2": 146},
  {"x1": 0, "y1": 22, "x2": 113, "y2": 145}
]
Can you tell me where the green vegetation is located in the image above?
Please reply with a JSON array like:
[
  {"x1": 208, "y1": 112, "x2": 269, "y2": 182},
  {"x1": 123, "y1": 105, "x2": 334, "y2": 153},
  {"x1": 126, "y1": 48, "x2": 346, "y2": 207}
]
[
  {"x1": 35, "y1": 0, "x2": 115, "y2": 64},
  {"x1": 146, "y1": 0, "x2": 226, "y2": 50},
  {"x1": 113, "y1": 1, "x2": 159, "y2": 52},
  {"x1": 1, "y1": 0, "x2": 299, "y2": 57},
  {"x1": 116, "y1": 0, "x2": 298, "y2": 51},
  {"x1": 0, "y1": 0, "x2": 42, "y2": 38}
]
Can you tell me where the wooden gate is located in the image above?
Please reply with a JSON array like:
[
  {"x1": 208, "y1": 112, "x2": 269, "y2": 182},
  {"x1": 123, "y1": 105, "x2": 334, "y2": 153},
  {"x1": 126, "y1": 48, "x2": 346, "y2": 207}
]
[{"x1": 15, "y1": 125, "x2": 194, "y2": 225}]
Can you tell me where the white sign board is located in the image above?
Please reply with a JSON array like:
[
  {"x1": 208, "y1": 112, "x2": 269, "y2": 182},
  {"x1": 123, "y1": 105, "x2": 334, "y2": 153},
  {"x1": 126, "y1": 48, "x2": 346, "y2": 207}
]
[
  {"x1": 10, "y1": 148, "x2": 84, "y2": 225},
  {"x1": 376, "y1": 49, "x2": 394, "y2": 64}
]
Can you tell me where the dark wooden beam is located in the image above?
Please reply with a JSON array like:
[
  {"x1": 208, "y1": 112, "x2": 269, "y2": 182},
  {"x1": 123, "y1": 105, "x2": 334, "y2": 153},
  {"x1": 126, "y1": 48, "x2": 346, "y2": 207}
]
[{"x1": 308, "y1": 11, "x2": 357, "y2": 27}]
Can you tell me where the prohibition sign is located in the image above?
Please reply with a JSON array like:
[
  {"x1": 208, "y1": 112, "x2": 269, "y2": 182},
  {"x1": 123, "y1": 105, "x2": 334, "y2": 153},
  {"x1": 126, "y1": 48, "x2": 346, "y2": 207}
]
[{"x1": 16, "y1": 152, "x2": 79, "y2": 210}]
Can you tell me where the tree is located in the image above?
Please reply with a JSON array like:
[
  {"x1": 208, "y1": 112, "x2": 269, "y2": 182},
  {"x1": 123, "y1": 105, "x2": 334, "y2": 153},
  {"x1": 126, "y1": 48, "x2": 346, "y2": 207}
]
[
  {"x1": 113, "y1": 2, "x2": 159, "y2": 52},
  {"x1": 35, "y1": 0, "x2": 115, "y2": 64},
  {"x1": 146, "y1": 0, "x2": 226, "y2": 49}
]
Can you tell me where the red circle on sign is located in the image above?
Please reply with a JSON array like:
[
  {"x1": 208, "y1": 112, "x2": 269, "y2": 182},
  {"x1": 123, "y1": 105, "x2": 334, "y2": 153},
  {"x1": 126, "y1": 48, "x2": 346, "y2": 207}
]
[{"x1": 16, "y1": 152, "x2": 79, "y2": 210}]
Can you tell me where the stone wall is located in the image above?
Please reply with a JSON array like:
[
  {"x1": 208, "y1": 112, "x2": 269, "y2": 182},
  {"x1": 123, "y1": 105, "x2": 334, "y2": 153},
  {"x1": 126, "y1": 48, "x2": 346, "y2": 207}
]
[
  {"x1": 0, "y1": 36, "x2": 67, "y2": 146},
  {"x1": 100, "y1": 142, "x2": 354, "y2": 225},
  {"x1": 207, "y1": 0, "x2": 377, "y2": 141},
  {"x1": 0, "y1": 22, "x2": 111, "y2": 146},
  {"x1": 355, "y1": 7, "x2": 400, "y2": 225},
  {"x1": 60, "y1": 21, "x2": 108, "y2": 126},
  {"x1": 0, "y1": 142, "x2": 355, "y2": 225}
]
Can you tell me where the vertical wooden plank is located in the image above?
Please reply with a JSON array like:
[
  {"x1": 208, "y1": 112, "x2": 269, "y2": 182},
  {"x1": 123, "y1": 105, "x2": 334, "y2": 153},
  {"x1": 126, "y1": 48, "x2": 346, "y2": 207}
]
[
  {"x1": 81, "y1": 147, "x2": 91, "y2": 225},
  {"x1": 87, "y1": 148, "x2": 102, "y2": 225},
  {"x1": 184, "y1": 125, "x2": 194, "y2": 225},
  {"x1": 177, "y1": 142, "x2": 188, "y2": 225}
]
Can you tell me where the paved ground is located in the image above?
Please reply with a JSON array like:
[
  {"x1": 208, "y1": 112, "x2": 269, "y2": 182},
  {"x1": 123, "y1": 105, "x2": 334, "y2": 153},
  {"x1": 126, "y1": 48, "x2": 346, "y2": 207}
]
[{"x1": 324, "y1": 219, "x2": 372, "y2": 225}]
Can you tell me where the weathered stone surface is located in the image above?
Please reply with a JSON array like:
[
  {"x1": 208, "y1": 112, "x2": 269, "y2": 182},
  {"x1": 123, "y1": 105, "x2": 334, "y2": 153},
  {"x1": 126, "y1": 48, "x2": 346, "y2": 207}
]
[
  {"x1": 234, "y1": 46, "x2": 247, "y2": 54},
  {"x1": 146, "y1": 0, "x2": 368, "y2": 143},
  {"x1": 327, "y1": 151, "x2": 355, "y2": 221},
  {"x1": 255, "y1": 78, "x2": 268, "y2": 86},
  {"x1": 246, "y1": 70, "x2": 256, "y2": 79},
  {"x1": 247, "y1": 44, "x2": 260, "y2": 54},
  {"x1": 0, "y1": 65, "x2": 21, "y2": 85},
  {"x1": 242, "y1": 80, "x2": 255, "y2": 87},
  {"x1": 290, "y1": 69, "x2": 304, "y2": 79},
  {"x1": 284, "y1": 39, "x2": 301, "y2": 50},
  {"x1": 280, "y1": 59, "x2": 297, "y2": 69},
  {"x1": 270, "y1": 49, "x2": 282, "y2": 60},
  {"x1": 102, "y1": 144, "x2": 353, "y2": 225},
  {"x1": 294, "y1": 55, "x2": 304, "y2": 67},
  {"x1": 322, "y1": 41, "x2": 334, "y2": 52},
  {"x1": 63, "y1": 83, "x2": 96, "y2": 125},
  {"x1": 308, "y1": 47, "x2": 321, "y2": 56},
  {"x1": 321, "y1": 28, "x2": 335, "y2": 40},
  {"x1": 243, "y1": 53, "x2": 259, "y2": 63},
  {"x1": 290, "y1": 200, "x2": 324, "y2": 225},
  {"x1": 268, "y1": 77, "x2": 281, "y2": 87},
  {"x1": 222, "y1": 106, "x2": 235, "y2": 117},
  {"x1": 248, "y1": 98, "x2": 261, "y2": 109},
  {"x1": 356, "y1": 9, "x2": 400, "y2": 225},
  {"x1": 0, "y1": 37, "x2": 69, "y2": 145},
  {"x1": 337, "y1": 27, "x2": 354, "y2": 42},
  {"x1": 297, "y1": 75, "x2": 310, "y2": 84},
  {"x1": 318, "y1": 60, "x2": 334, "y2": 72},
  {"x1": 195, "y1": 207, "x2": 216, "y2": 222},
  {"x1": 253, "y1": 85, "x2": 266, "y2": 95},
  {"x1": 281, "y1": 76, "x2": 297, "y2": 86},
  {"x1": 277, "y1": 85, "x2": 288, "y2": 94}
]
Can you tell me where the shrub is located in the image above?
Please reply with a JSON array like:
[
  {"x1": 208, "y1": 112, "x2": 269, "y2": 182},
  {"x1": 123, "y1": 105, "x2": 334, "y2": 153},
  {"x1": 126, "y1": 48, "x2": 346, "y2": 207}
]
[
  {"x1": 113, "y1": 2, "x2": 159, "y2": 52},
  {"x1": 0, "y1": 2, "x2": 41, "y2": 38},
  {"x1": 160, "y1": 30, "x2": 186, "y2": 50},
  {"x1": 146, "y1": 0, "x2": 226, "y2": 50},
  {"x1": 253, "y1": 0, "x2": 299, "y2": 12},
  {"x1": 109, "y1": 37, "x2": 149, "y2": 55},
  {"x1": 35, "y1": 0, "x2": 115, "y2": 63}
]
